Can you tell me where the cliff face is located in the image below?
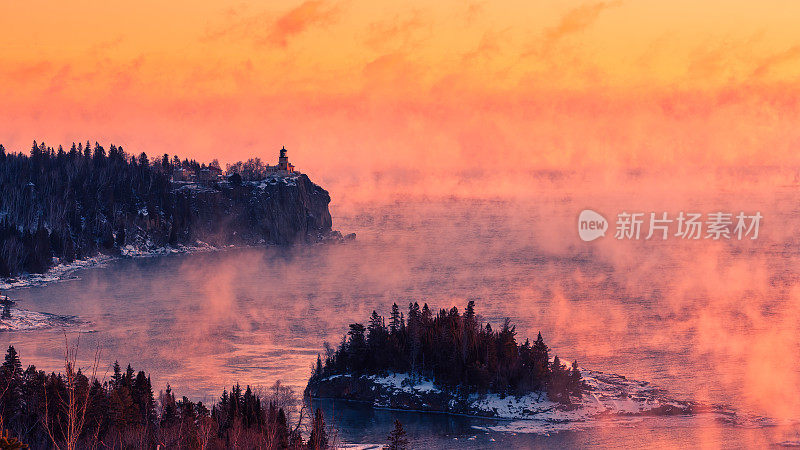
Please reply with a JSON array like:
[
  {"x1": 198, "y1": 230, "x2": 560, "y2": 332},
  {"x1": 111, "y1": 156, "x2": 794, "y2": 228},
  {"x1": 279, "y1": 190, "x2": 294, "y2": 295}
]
[
  {"x1": 0, "y1": 149, "x2": 342, "y2": 278},
  {"x1": 126, "y1": 174, "x2": 338, "y2": 249},
  {"x1": 0, "y1": 172, "x2": 340, "y2": 278}
]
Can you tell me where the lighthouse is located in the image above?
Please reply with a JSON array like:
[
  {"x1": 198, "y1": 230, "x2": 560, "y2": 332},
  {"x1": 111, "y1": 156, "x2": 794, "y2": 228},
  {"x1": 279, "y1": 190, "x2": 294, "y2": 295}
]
[
  {"x1": 265, "y1": 146, "x2": 296, "y2": 175},
  {"x1": 278, "y1": 146, "x2": 293, "y2": 172}
]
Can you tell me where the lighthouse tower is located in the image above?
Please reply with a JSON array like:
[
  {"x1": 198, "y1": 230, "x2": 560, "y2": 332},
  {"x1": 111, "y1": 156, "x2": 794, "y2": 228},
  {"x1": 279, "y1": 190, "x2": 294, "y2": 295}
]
[{"x1": 277, "y1": 146, "x2": 295, "y2": 173}]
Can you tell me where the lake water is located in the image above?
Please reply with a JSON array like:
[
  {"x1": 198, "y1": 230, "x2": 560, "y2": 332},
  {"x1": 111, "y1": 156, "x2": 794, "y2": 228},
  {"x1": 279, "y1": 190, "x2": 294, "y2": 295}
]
[{"x1": 3, "y1": 180, "x2": 800, "y2": 448}]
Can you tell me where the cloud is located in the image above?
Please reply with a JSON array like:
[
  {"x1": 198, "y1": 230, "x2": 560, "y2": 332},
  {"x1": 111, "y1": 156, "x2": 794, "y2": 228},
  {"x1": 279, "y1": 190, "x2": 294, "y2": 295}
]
[
  {"x1": 519, "y1": 1, "x2": 622, "y2": 81},
  {"x1": 203, "y1": 1, "x2": 340, "y2": 48},
  {"x1": 461, "y1": 1, "x2": 486, "y2": 24},
  {"x1": 363, "y1": 11, "x2": 429, "y2": 52},
  {"x1": 460, "y1": 28, "x2": 509, "y2": 65},
  {"x1": 267, "y1": 0, "x2": 340, "y2": 47},
  {"x1": 750, "y1": 45, "x2": 800, "y2": 81},
  {"x1": 361, "y1": 53, "x2": 422, "y2": 93},
  {"x1": 543, "y1": 1, "x2": 622, "y2": 44}
]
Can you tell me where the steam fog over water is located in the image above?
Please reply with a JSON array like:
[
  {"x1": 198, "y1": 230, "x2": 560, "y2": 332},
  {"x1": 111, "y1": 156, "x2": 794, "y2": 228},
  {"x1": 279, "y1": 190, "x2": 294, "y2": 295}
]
[{"x1": 3, "y1": 172, "x2": 800, "y2": 447}]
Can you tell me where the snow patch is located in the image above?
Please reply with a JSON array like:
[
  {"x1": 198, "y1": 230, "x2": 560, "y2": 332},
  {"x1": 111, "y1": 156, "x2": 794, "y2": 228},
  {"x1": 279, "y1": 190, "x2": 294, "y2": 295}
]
[
  {"x1": 0, "y1": 306, "x2": 89, "y2": 332},
  {"x1": 251, "y1": 175, "x2": 300, "y2": 190},
  {"x1": 120, "y1": 241, "x2": 219, "y2": 258},
  {"x1": 367, "y1": 373, "x2": 443, "y2": 396},
  {"x1": 0, "y1": 255, "x2": 112, "y2": 291},
  {"x1": 318, "y1": 368, "x2": 758, "y2": 436}
]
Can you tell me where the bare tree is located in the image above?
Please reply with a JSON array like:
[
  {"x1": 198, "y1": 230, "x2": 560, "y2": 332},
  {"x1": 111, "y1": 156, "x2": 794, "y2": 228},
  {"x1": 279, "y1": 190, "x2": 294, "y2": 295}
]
[
  {"x1": 0, "y1": 377, "x2": 10, "y2": 434},
  {"x1": 42, "y1": 334, "x2": 101, "y2": 450},
  {"x1": 196, "y1": 414, "x2": 215, "y2": 450}
]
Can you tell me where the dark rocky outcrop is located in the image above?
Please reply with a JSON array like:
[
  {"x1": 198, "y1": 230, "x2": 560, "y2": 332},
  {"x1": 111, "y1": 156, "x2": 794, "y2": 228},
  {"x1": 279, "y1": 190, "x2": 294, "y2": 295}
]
[
  {"x1": 136, "y1": 174, "x2": 338, "y2": 248},
  {"x1": 306, "y1": 371, "x2": 702, "y2": 421},
  {"x1": 306, "y1": 374, "x2": 478, "y2": 416},
  {"x1": 0, "y1": 173, "x2": 341, "y2": 278}
]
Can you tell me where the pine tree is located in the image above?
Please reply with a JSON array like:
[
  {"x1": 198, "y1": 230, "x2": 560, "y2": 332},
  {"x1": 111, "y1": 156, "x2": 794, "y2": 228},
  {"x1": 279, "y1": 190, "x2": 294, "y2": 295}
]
[
  {"x1": 30, "y1": 140, "x2": 39, "y2": 159},
  {"x1": 109, "y1": 382, "x2": 138, "y2": 429},
  {"x1": 160, "y1": 384, "x2": 178, "y2": 427},
  {"x1": 124, "y1": 364, "x2": 134, "y2": 388},
  {"x1": 132, "y1": 371, "x2": 157, "y2": 425},
  {"x1": 421, "y1": 303, "x2": 432, "y2": 323},
  {"x1": 242, "y1": 385, "x2": 255, "y2": 427},
  {"x1": 384, "y1": 419, "x2": 408, "y2": 450},
  {"x1": 570, "y1": 360, "x2": 583, "y2": 397},
  {"x1": 548, "y1": 355, "x2": 569, "y2": 404},
  {"x1": 367, "y1": 311, "x2": 384, "y2": 340},
  {"x1": 347, "y1": 323, "x2": 367, "y2": 372},
  {"x1": 307, "y1": 408, "x2": 328, "y2": 449},
  {"x1": 464, "y1": 300, "x2": 476, "y2": 337},
  {"x1": 92, "y1": 142, "x2": 106, "y2": 167},
  {"x1": 2, "y1": 346, "x2": 22, "y2": 377},
  {"x1": 389, "y1": 303, "x2": 401, "y2": 334},
  {"x1": 531, "y1": 332, "x2": 550, "y2": 388},
  {"x1": 0, "y1": 346, "x2": 23, "y2": 425},
  {"x1": 275, "y1": 408, "x2": 289, "y2": 448},
  {"x1": 111, "y1": 361, "x2": 122, "y2": 386}
]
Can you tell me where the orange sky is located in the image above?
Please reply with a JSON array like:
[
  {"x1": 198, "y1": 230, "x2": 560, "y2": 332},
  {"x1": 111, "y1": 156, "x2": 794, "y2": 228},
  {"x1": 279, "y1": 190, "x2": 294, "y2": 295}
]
[{"x1": 2, "y1": 0, "x2": 800, "y2": 182}]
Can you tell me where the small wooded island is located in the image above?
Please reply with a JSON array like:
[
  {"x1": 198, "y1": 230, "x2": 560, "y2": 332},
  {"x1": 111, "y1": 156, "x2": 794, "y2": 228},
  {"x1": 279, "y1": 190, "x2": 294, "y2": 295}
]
[
  {"x1": 306, "y1": 302, "x2": 701, "y2": 422},
  {"x1": 306, "y1": 301, "x2": 583, "y2": 414}
]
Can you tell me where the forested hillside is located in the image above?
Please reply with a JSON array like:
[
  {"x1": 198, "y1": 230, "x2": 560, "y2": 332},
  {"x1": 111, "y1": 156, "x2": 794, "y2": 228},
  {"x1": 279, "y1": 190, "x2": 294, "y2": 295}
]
[
  {"x1": 0, "y1": 141, "x2": 335, "y2": 278},
  {"x1": 0, "y1": 141, "x2": 175, "y2": 276}
]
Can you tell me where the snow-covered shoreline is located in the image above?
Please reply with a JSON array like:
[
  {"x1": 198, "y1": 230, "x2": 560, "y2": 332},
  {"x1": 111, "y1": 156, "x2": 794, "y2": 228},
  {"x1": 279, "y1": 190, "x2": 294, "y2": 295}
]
[
  {"x1": 0, "y1": 241, "x2": 232, "y2": 292},
  {"x1": 0, "y1": 236, "x2": 350, "y2": 332},
  {"x1": 0, "y1": 306, "x2": 89, "y2": 332},
  {"x1": 0, "y1": 230, "x2": 351, "y2": 293},
  {"x1": 0, "y1": 242, "x2": 234, "y2": 332},
  {"x1": 309, "y1": 368, "x2": 762, "y2": 436}
]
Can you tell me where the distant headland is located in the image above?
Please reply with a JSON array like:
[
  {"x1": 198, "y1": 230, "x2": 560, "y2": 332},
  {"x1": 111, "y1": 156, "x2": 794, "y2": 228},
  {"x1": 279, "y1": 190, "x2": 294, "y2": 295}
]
[{"x1": 0, "y1": 141, "x2": 348, "y2": 280}]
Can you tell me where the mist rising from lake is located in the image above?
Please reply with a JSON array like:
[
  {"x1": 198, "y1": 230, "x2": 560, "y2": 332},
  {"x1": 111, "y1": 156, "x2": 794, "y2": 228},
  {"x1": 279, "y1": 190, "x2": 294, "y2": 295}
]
[{"x1": 3, "y1": 169, "x2": 800, "y2": 446}]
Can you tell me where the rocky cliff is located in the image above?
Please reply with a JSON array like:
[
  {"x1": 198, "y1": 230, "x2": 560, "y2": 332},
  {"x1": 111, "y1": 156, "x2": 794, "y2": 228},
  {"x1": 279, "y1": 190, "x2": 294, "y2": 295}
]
[
  {"x1": 126, "y1": 173, "x2": 341, "y2": 249},
  {"x1": 0, "y1": 170, "x2": 344, "y2": 279}
]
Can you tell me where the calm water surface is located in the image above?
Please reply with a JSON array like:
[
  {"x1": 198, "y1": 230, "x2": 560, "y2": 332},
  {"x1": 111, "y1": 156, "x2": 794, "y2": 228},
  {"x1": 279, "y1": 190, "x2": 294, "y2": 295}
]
[{"x1": 3, "y1": 191, "x2": 800, "y2": 448}]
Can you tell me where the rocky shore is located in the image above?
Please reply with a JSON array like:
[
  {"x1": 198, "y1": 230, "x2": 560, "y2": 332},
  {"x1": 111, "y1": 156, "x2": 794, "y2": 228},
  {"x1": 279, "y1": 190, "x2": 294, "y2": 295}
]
[{"x1": 305, "y1": 368, "x2": 736, "y2": 429}]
